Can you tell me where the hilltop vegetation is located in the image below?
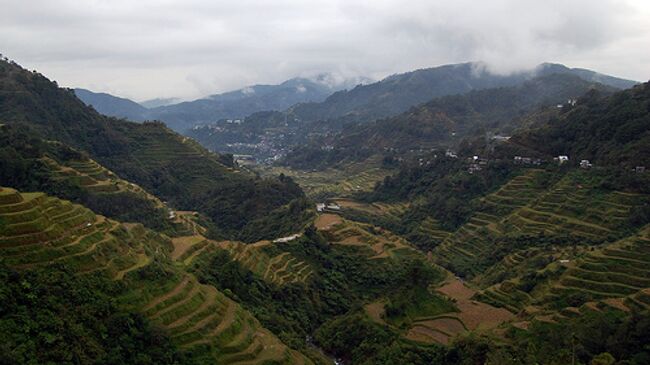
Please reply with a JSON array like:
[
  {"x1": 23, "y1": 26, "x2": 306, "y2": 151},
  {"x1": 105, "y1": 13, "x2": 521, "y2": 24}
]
[{"x1": 501, "y1": 82, "x2": 650, "y2": 167}]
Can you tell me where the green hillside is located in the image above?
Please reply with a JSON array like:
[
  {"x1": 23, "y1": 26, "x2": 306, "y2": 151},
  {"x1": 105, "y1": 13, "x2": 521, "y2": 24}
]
[
  {"x1": 502, "y1": 82, "x2": 650, "y2": 167},
  {"x1": 0, "y1": 186, "x2": 313, "y2": 364},
  {"x1": 281, "y1": 73, "x2": 615, "y2": 170},
  {"x1": 0, "y1": 59, "x2": 311, "y2": 241}
]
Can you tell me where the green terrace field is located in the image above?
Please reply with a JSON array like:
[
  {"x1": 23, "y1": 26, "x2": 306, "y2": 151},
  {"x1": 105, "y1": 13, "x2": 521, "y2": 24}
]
[
  {"x1": 0, "y1": 187, "x2": 158, "y2": 277},
  {"x1": 123, "y1": 272, "x2": 310, "y2": 365},
  {"x1": 257, "y1": 157, "x2": 392, "y2": 199},
  {"x1": 544, "y1": 226, "x2": 650, "y2": 308},
  {"x1": 404, "y1": 167, "x2": 650, "y2": 330},
  {"x1": 432, "y1": 169, "x2": 552, "y2": 274},
  {"x1": 170, "y1": 234, "x2": 316, "y2": 287},
  {"x1": 315, "y1": 212, "x2": 419, "y2": 260},
  {"x1": 218, "y1": 240, "x2": 314, "y2": 286},
  {"x1": 40, "y1": 154, "x2": 206, "y2": 235},
  {"x1": 42, "y1": 156, "x2": 164, "y2": 206},
  {"x1": 124, "y1": 128, "x2": 237, "y2": 188},
  {"x1": 432, "y1": 169, "x2": 649, "y2": 277},
  {"x1": 0, "y1": 187, "x2": 312, "y2": 365}
]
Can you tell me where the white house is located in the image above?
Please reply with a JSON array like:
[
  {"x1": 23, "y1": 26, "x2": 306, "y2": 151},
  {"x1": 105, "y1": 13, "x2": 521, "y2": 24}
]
[{"x1": 326, "y1": 203, "x2": 341, "y2": 211}]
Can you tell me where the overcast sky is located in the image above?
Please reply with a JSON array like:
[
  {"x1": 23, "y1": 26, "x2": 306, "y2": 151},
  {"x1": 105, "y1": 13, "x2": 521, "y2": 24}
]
[{"x1": 1, "y1": 0, "x2": 649, "y2": 101}]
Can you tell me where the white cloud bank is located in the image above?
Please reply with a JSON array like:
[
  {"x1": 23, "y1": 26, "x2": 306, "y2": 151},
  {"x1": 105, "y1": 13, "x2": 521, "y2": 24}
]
[{"x1": 1, "y1": 0, "x2": 648, "y2": 100}]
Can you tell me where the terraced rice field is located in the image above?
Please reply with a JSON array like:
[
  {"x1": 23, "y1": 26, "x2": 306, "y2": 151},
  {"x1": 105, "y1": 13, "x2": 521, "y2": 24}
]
[
  {"x1": 434, "y1": 170, "x2": 650, "y2": 278},
  {"x1": 257, "y1": 159, "x2": 391, "y2": 199},
  {"x1": 473, "y1": 245, "x2": 581, "y2": 313},
  {"x1": 436, "y1": 277, "x2": 514, "y2": 331},
  {"x1": 472, "y1": 226, "x2": 650, "y2": 315},
  {"x1": 414, "y1": 217, "x2": 452, "y2": 246},
  {"x1": 0, "y1": 187, "x2": 162, "y2": 278},
  {"x1": 129, "y1": 128, "x2": 238, "y2": 190},
  {"x1": 405, "y1": 317, "x2": 466, "y2": 345},
  {"x1": 320, "y1": 215, "x2": 418, "y2": 259},
  {"x1": 500, "y1": 174, "x2": 641, "y2": 238},
  {"x1": 333, "y1": 199, "x2": 409, "y2": 218},
  {"x1": 522, "y1": 288, "x2": 645, "y2": 327},
  {"x1": 544, "y1": 227, "x2": 650, "y2": 306},
  {"x1": 171, "y1": 235, "x2": 214, "y2": 264},
  {"x1": 0, "y1": 187, "x2": 312, "y2": 364},
  {"x1": 314, "y1": 213, "x2": 343, "y2": 230},
  {"x1": 134, "y1": 274, "x2": 311, "y2": 364},
  {"x1": 218, "y1": 241, "x2": 314, "y2": 285},
  {"x1": 43, "y1": 156, "x2": 166, "y2": 208},
  {"x1": 369, "y1": 275, "x2": 514, "y2": 346},
  {"x1": 434, "y1": 170, "x2": 550, "y2": 273}
]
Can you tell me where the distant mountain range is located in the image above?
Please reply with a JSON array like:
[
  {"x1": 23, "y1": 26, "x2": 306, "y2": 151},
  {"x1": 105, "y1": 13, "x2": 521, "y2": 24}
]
[
  {"x1": 279, "y1": 73, "x2": 619, "y2": 169},
  {"x1": 332, "y1": 73, "x2": 617, "y2": 151},
  {"x1": 75, "y1": 74, "x2": 372, "y2": 131},
  {"x1": 139, "y1": 97, "x2": 182, "y2": 108},
  {"x1": 74, "y1": 62, "x2": 638, "y2": 163},
  {"x1": 285, "y1": 62, "x2": 638, "y2": 126},
  {"x1": 187, "y1": 63, "x2": 638, "y2": 161},
  {"x1": 74, "y1": 88, "x2": 148, "y2": 122}
]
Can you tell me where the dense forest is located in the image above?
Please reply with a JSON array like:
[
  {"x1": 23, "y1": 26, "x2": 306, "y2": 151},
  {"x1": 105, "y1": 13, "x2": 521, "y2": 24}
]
[
  {"x1": 0, "y1": 264, "x2": 184, "y2": 364},
  {"x1": 504, "y1": 83, "x2": 650, "y2": 167}
]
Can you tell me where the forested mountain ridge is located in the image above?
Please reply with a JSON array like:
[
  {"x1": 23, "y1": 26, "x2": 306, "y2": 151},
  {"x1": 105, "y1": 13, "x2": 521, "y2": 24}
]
[
  {"x1": 336, "y1": 73, "x2": 615, "y2": 149},
  {"x1": 75, "y1": 74, "x2": 371, "y2": 133},
  {"x1": 74, "y1": 88, "x2": 148, "y2": 122},
  {"x1": 497, "y1": 81, "x2": 650, "y2": 167},
  {"x1": 280, "y1": 73, "x2": 615, "y2": 170},
  {"x1": 0, "y1": 59, "x2": 311, "y2": 241},
  {"x1": 287, "y1": 62, "x2": 637, "y2": 126},
  {"x1": 148, "y1": 75, "x2": 370, "y2": 132}
]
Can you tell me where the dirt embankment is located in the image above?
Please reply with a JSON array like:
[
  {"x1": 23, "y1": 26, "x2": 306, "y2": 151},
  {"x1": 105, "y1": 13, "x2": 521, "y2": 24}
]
[{"x1": 314, "y1": 213, "x2": 342, "y2": 230}]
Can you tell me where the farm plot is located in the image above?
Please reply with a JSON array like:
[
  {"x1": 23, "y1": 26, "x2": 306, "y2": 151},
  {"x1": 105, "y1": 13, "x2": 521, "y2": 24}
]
[
  {"x1": 0, "y1": 187, "x2": 163, "y2": 277},
  {"x1": 218, "y1": 240, "x2": 314, "y2": 285},
  {"x1": 321, "y1": 216, "x2": 418, "y2": 260},
  {"x1": 131, "y1": 274, "x2": 311, "y2": 364}
]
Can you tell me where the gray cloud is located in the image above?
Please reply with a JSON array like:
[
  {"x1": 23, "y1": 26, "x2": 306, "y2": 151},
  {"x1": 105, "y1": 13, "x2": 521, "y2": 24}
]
[{"x1": 1, "y1": 0, "x2": 648, "y2": 101}]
